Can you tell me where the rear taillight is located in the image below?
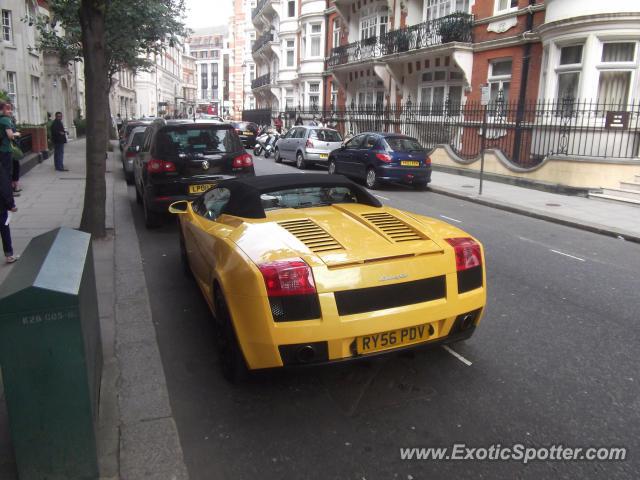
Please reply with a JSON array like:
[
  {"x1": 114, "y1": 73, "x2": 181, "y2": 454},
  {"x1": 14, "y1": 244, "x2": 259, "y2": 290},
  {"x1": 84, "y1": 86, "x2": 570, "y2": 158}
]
[
  {"x1": 445, "y1": 237, "x2": 482, "y2": 271},
  {"x1": 425, "y1": 156, "x2": 432, "y2": 165},
  {"x1": 232, "y1": 153, "x2": 253, "y2": 168},
  {"x1": 258, "y1": 259, "x2": 317, "y2": 297},
  {"x1": 147, "y1": 158, "x2": 176, "y2": 173},
  {"x1": 305, "y1": 139, "x2": 314, "y2": 148},
  {"x1": 376, "y1": 153, "x2": 392, "y2": 163}
]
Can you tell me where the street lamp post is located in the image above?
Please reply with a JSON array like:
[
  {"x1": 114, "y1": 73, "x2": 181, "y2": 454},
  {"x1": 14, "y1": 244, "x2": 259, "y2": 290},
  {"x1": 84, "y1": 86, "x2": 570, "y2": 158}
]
[{"x1": 241, "y1": 62, "x2": 247, "y2": 119}]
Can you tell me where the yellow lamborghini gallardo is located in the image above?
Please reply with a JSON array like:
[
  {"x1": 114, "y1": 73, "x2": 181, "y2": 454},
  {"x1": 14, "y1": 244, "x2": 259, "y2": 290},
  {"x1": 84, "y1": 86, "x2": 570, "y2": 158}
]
[{"x1": 170, "y1": 174, "x2": 486, "y2": 381}]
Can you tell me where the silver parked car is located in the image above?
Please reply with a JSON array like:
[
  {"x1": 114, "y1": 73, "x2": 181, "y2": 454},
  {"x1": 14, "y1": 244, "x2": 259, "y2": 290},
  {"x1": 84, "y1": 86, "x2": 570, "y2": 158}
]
[
  {"x1": 121, "y1": 126, "x2": 148, "y2": 184},
  {"x1": 274, "y1": 126, "x2": 343, "y2": 169}
]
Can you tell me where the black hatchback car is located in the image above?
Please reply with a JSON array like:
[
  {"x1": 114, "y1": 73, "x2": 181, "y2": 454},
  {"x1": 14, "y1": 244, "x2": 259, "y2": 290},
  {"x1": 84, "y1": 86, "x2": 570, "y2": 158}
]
[
  {"x1": 229, "y1": 121, "x2": 259, "y2": 148},
  {"x1": 133, "y1": 120, "x2": 255, "y2": 227}
]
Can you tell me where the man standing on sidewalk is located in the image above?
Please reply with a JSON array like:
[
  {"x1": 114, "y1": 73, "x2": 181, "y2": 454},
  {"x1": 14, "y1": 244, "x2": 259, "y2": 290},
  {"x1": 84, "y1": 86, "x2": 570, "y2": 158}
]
[
  {"x1": 51, "y1": 112, "x2": 68, "y2": 172},
  {"x1": 0, "y1": 100, "x2": 19, "y2": 263}
]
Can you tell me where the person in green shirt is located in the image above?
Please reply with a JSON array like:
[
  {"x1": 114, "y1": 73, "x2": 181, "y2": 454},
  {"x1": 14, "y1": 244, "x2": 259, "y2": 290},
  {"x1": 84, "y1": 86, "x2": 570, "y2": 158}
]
[{"x1": 0, "y1": 100, "x2": 19, "y2": 263}]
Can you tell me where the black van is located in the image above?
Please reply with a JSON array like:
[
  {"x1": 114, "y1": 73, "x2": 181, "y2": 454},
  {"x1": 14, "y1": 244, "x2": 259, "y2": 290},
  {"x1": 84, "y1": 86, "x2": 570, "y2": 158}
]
[{"x1": 133, "y1": 120, "x2": 255, "y2": 228}]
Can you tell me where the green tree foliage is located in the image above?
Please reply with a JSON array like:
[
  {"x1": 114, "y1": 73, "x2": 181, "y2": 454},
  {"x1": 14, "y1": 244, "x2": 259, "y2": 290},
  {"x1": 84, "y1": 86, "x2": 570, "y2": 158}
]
[{"x1": 35, "y1": 0, "x2": 189, "y2": 82}]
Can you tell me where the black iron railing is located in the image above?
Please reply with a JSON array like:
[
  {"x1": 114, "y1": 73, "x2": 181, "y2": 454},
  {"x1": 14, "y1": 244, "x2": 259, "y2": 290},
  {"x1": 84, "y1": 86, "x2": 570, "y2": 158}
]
[
  {"x1": 252, "y1": 31, "x2": 275, "y2": 54},
  {"x1": 251, "y1": 73, "x2": 271, "y2": 90},
  {"x1": 328, "y1": 12, "x2": 473, "y2": 68},
  {"x1": 242, "y1": 98, "x2": 640, "y2": 168},
  {"x1": 251, "y1": 0, "x2": 269, "y2": 20}
]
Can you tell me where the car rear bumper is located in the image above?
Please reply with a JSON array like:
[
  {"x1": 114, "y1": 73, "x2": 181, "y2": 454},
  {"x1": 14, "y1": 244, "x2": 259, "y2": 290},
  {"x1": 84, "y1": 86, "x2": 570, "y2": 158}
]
[
  {"x1": 239, "y1": 136, "x2": 256, "y2": 147},
  {"x1": 144, "y1": 171, "x2": 254, "y2": 213},
  {"x1": 376, "y1": 165, "x2": 432, "y2": 185},
  {"x1": 304, "y1": 151, "x2": 332, "y2": 164}
]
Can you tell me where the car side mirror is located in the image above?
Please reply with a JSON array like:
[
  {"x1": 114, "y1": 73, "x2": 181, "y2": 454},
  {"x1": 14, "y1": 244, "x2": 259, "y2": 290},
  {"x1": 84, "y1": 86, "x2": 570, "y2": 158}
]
[
  {"x1": 168, "y1": 200, "x2": 189, "y2": 214},
  {"x1": 340, "y1": 144, "x2": 346, "y2": 150}
]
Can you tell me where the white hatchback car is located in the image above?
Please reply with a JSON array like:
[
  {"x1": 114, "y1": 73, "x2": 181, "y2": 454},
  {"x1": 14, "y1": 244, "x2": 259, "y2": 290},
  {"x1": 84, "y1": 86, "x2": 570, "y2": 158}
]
[{"x1": 274, "y1": 126, "x2": 343, "y2": 169}]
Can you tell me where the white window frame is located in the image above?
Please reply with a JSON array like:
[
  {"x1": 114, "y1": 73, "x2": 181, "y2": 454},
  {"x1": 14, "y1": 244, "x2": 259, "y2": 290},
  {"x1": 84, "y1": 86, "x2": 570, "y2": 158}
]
[
  {"x1": 488, "y1": 58, "x2": 512, "y2": 104},
  {"x1": 554, "y1": 43, "x2": 584, "y2": 100},
  {"x1": 424, "y1": 0, "x2": 470, "y2": 22},
  {"x1": 494, "y1": 0, "x2": 518, "y2": 15},
  {"x1": 309, "y1": 23, "x2": 322, "y2": 58},
  {"x1": 418, "y1": 65, "x2": 464, "y2": 115},
  {"x1": 284, "y1": 39, "x2": 295, "y2": 67},
  {"x1": 307, "y1": 82, "x2": 320, "y2": 109},
  {"x1": 359, "y1": 7, "x2": 388, "y2": 41},
  {"x1": 6, "y1": 72, "x2": 17, "y2": 118},
  {"x1": 2, "y1": 9, "x2": 12, "y2": 43},
  {"x1": 333, "y1": 18, "x2": 340, "y2": 49},
  {"x1": 596, "y1": 41, "x2": 637, "y2": 105},
  {"x1": 30, "y1": 76, "x2": 40, "y2": 124},
  {"x1": 287, "y1": 0, "x2": 295, "y2": 17}
]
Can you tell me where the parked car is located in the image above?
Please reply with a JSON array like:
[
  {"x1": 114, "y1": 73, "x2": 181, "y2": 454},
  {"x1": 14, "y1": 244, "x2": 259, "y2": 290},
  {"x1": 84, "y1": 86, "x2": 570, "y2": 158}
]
[
  {"x1": 274, "y1": 126, "x2": 343, "y2": 169},
  {"x1": 229, "y1": 121, "x2": 259, "y2": 148},
  {"x1": 169, "y1": 173, "x2": 485, "y2": 381},
  {"x1": 121, "y1": 125, "x2": 148, "y2": 184},
  {"x1": 328, "y1": 133, "x2": 431, "y2": 190},
  {"x1": 119, "y1": 120, "x2": 151, "y2": 152},
  {"x1": 133, "y1": 119, "x2": 255, "y2": 228}
]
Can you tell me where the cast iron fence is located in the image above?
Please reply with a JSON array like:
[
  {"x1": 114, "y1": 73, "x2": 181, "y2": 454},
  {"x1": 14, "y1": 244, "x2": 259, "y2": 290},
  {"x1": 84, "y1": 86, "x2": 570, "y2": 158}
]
[
  {"x1": 252, "y1": 31, "x2": 275, "y2": 54},
  {"x1": 251, "y1": 0, "x2": 269, "y2": 19},
  {"x1": 328, "y1": 12, "x2": 473, "y2": 68},
  {"x1": 242, "y1": 98, "x2": 640, "y2": 169}
]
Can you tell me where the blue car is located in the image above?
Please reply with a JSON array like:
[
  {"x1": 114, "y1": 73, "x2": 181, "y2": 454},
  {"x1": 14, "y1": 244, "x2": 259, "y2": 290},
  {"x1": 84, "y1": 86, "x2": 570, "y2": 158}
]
[{"x1": 327, "y1": 132, "x2": 431, "y2": 190}]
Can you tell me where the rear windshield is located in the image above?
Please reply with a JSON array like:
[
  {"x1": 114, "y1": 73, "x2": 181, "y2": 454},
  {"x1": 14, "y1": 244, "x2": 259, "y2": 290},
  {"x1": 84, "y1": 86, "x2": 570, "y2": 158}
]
[
  {"x1": 155, "y1": 126, "x2": 242, "y2": 156},
  {"x1": 130, "y1": 131, "x2": 146, "y2": 147},
  {"x1": 260, "y1": 186, "x2": 358, "y2": 210},
  {"x1": 309, "y1": 129, "x2": 342, "y2": 142},
  {"x1": 234, "y1": 122, "x2": 257, "y2": 131},
  {"x1": 384, "y1": 137, "x2": 424, "y2": 152}
]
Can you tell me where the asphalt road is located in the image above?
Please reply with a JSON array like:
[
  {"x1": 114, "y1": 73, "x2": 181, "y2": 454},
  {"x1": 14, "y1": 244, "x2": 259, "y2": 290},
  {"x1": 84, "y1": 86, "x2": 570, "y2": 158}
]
[{"x1": 129, "y1": 154, "x2": 640, "y2": 480}]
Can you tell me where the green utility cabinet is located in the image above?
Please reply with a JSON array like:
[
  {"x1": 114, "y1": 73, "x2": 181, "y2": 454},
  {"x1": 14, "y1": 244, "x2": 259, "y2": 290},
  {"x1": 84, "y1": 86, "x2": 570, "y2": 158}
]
[{"x1": 0, "y1": 227, "x2": 102, "y2": 480}]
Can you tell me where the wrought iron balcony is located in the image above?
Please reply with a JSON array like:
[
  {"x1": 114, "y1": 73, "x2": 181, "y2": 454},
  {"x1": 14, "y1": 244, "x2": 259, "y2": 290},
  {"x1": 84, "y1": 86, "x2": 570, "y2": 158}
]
[
  {"x1": 251, "y1": 73, "x2": 271, "y2": 90},
  {"x1": 328, "y1": 12, "x2": 473, "y2": 68},
  {"x1": 251, "y1": 0, "x2": 269, "y2": 20},
  {"x1": 252, "y1": 31, "x2": 275, "y2": 54}
]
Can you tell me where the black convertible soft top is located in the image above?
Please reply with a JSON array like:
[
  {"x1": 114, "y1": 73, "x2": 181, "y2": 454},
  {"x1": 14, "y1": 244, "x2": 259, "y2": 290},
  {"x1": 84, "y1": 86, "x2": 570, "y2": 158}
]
[{"x1": 214, "y1": 174, "x2": 382, "y2": 219}]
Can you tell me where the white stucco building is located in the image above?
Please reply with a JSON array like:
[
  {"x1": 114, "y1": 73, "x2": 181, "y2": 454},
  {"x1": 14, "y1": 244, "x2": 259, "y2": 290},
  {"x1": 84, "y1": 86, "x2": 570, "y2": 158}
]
[
  {"x1": 251, "y1": 0, "x2": 327, "y2": 110},
  {"x1": 135, "y1": 45, "x2": 184, "y2": 118}
]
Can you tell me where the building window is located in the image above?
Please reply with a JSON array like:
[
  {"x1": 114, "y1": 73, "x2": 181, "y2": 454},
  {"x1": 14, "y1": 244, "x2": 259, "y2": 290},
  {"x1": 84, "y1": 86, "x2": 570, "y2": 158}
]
[
  {"x1": 597, "y1": 42, "x2": 636, "y2": 106},
  {"x1": 2, "y1": 10, "x2": 12, "y2": 43},
  {"x1": 424, "y1": 0, "x2": 469, "y2": 22},
  {"x1": 249, "y1": 63, "x2": 255, "y2": 81},
  {"x1": 488, "y1": 59, "x2": 512, "y2": 103},
  {"x1": 359, "y1": 7, "x2": 388, "y2": 41},
  {"x1": 310, "y1": 23, "x2": 321, "y2": 57},
  {"x1": 286, "y1": 39, "x2": 295, "y2": 67},
  {"x1": 556, "y1": 44, "x2": 583, "y2": 100},
  {"x1": 6, "y1": 72, "x2": 17, "y2": 115},
  {"x1": 331, "y1": 83, "x2": 338, "y2": 110},
  {"x1": 30, "y1": 76, "x2": 40, "y2": 123},
  {"x1": 212, "y1": 63, "x2": 218, "y2": 99},
  {"x1": 333, "y1": 19, "x2": 340, "y2": 49},
  {"x1": 287, "y1": 0, "x2": 295, "y2": 17},
  {"x1": 495, "y1": 0, "x2": 518, "y2": 13},
  {"x1": 211, "y1": 50, "x2": 219, "y2": 58},
  {"x1": 285, "y1": 89, "x2": 294, "y2": 109},
  {"x1": 308, "y1": 82, "x2": 320, "y2": 108},
  {"x1": 201, "y1": 63, "x2": 208, "y2": 91},
  {"x1": 360, "y1": 14, "x2": 377, "y2": 40}
]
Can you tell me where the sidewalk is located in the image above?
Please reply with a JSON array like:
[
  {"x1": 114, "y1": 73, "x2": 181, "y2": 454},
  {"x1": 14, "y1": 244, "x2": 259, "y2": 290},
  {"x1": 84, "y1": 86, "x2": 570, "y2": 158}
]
[
  {"x1": 430, "y1": 169, "x2": 640, "y2": 243},
  {"x1": 0, "y1": 139, "x2": 188, "y2": 479}
]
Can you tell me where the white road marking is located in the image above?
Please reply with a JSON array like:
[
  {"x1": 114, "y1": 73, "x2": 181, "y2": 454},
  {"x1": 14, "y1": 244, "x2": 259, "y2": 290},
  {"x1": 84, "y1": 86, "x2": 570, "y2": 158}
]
[
  {"x1": 373, "y1": 194, "x2": 390, "y2": 201},
  {"x1": 439, "y1": 214, "x2": 462, "y2": 223},
  {"x1": 550, "y1": 249, "x2": 585, "y2": 262},
  {"x1": 442, "y1": 345, "x2": 473, "y2": 366}
]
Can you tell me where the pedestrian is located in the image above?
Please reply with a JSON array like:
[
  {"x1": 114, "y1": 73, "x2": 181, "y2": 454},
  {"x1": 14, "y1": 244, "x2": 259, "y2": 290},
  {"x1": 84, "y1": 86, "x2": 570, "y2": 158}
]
[
  {"x1": 51, "y1": 111, "x2": 68, "y2": 171},
  {"x1": 274, "y1": 114, "x2": 283, "y2": 133},
  {"x1": 0, "y1": 100, "x2": 19, "y2": 263},
  {"x1": 295, "y1": 116, "x2": 303, "y2": 126}
]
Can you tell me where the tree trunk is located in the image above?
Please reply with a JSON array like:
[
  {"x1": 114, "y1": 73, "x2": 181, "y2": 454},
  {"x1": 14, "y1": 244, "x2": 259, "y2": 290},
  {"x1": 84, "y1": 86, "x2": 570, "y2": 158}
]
[{"x1": 79, "y1": 0, "x2": 109, "y2": 238}]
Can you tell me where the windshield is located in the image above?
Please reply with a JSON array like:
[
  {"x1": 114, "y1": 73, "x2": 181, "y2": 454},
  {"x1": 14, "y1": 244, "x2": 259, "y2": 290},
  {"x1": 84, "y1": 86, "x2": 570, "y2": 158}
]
[
  {"x1": 309, "y1": 129, "x2": 342, "y2": 142},
  {"x1": 130, "y1": 132, "x2": 146, "y2": 147},
  {"x1": 261, "y1": 186, "x2": 358, "y2": 210},
  {"x1": 157, "y1": 126, "x2": 242, "y2": 155},
  {"x1": 384, "y1": 137, "x2": 425, "y2": 152}
]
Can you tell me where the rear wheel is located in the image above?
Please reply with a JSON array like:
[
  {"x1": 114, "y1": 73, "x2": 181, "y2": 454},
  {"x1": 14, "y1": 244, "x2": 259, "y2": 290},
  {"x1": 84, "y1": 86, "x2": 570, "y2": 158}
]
[
  {"x1": 365, "y1": 168, "x2": 380, "y2": 189},
  {"x1": 413, "y1": 182, "x2": 428, "y2": 191},
  {"x1": 274, "y1": 148, "x2": 282, "y2": 163},
  {"x1": 254, "y1": 145, "x2": 262, "y2": 156},
  {"x1": 214, "y1": 288, "x2": 248, "y2": 383},
  {"x1": 328, "y1": 160, "x2": 337, "y2": 175},
  {"x1": 135, "y1": 182, "x2": 142, "y2": 204},
  {"x1": 296, "y1": 152, "x2": 306, "y2": 170}
]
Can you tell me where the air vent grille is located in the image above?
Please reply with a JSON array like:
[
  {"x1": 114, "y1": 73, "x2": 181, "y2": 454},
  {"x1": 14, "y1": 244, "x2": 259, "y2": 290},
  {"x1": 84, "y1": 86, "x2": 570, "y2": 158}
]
[
  {"x1": 361, "y1": 212, "x2": 423, "y2": 242},
  {"x1": 278, "y1": 219, "x2": 343, "y2": 253}
]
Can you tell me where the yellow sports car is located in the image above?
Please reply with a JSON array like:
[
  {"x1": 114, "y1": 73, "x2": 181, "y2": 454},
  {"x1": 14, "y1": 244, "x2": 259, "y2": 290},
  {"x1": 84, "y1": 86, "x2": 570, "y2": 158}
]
[{"x1": 170, "y1": 174, "x2": 486, "y2": 381}]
